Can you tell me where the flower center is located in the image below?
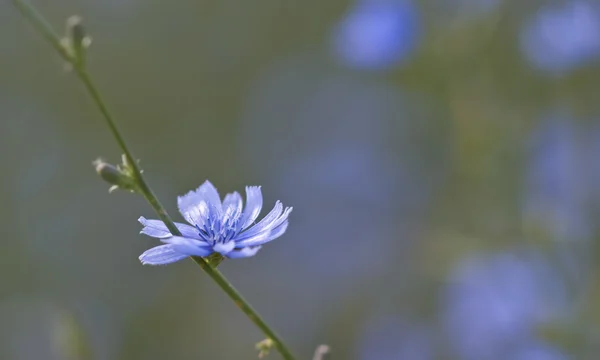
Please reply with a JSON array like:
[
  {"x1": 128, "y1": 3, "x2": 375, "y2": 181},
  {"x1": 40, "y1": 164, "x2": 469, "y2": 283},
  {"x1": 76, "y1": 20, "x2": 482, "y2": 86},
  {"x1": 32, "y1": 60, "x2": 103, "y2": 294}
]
[{"x1": 195, "y1": 211, "x2": 240, "y2": 245}]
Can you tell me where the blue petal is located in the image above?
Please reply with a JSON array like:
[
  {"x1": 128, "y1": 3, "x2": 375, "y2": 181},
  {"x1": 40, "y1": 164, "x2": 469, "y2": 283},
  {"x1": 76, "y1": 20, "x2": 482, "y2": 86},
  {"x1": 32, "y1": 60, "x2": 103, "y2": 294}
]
[
  {"x1": 161, "y1": 236, "x2": 213, "y2": 257},
  {"x1": 139, "y1": 244, "x2": 188, "y2": 265},
  {"x1": 237, "y1": 203, "x2": 292, "y2": 241},
  {"x1": 226, "y1": 246, "x2": 262, "y2": 259},
  {"x1": 222, "y1": 191, "x2": 243, "y2": 223},
  {"x1": 267, "y1": 207, "x2": 292, "y2": 231},
  {"x1": 235, "y1": 221, "x2": 289, "y2": 247},
  {"x1": 177, "y1": 181, "x2": 222, "y2": 225},
  {"x1": 239, "y1": 186, "x2": 263, "y2": 230},
  {"x1": 197, "y1": 180, "x2": 222, "y2": 212},
  {"x1": 238, "y1": 201, "x2": 282, "y2": 237},
  {"x1": 138, "y1": 217, "x2": 200, "y2": 239},
  {"x1": 213, "y1": 241, "x2": 236, "y2": 255},
  {"x1": 178, "y1": 194, "x2": 209, "y2": 226},
  {"x1": 234, "y1": 231, "x2": 272, "y2": 248}
]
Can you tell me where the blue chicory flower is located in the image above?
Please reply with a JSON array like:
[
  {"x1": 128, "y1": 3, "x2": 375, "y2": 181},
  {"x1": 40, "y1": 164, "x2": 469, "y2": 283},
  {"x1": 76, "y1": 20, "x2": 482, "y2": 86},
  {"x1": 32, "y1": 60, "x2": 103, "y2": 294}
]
[{"x1": 138, "y1": 180, "x2": 292, "y2": 265}]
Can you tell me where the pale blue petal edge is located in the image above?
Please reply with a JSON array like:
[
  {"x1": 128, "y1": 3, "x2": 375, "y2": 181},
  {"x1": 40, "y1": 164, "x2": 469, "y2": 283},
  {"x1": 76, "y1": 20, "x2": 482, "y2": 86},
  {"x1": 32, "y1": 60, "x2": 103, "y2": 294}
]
[
  {"x1": 226, "y1": 246, "x2": 262, "y2": 259},
  {"x1": 239, "y1": 186, "x2": 263, "y2": 230},
  {"x1": 138, "y1": 217, "x2": 200, "y2": 239},
  {"x1": 139, "y1": 244, "x2": 188, "y2": 265},
  {"x1": 236, "y1": 221, "x2": 289, "y2": 247},
  {"x1": 161, "y1": 236, "x2": 213, "y2": 257},
  {"x1": 222, "y1": 192, "x2": 243, "y2": 223},
  {"x1": 237, "y1": 204, "x2": 292, "y2": 241}
]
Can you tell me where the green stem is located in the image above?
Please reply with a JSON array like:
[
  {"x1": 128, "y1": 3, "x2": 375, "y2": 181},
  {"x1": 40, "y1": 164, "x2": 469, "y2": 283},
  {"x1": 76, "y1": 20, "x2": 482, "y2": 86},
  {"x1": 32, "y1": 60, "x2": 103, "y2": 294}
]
[{"x1": 13, "y1": 1, "x2": 295, "y2": 359}]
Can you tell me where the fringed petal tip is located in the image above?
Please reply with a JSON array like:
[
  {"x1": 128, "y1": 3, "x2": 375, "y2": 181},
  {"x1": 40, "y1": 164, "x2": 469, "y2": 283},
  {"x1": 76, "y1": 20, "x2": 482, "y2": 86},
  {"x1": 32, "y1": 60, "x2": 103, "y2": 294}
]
[
  {"x1": 139, "y1": 217, "x2": 172, "y2": 238},
  {"x1": 244, "y1": 185, "x2": 262, "y2": 195}
]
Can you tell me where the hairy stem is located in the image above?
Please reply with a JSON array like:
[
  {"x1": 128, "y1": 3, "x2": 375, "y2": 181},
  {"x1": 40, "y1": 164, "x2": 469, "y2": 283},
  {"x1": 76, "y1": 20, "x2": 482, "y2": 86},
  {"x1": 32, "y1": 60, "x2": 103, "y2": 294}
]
[{"x1": 13, "y1": 1, "x2": 295, "y2": 359}]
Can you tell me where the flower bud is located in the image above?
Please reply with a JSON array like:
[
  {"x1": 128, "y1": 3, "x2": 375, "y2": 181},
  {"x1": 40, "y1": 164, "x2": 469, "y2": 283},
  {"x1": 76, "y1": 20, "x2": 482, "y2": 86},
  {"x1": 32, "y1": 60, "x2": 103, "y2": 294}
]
[
  {"x1": 63, "y1": 15, "x2": 92, "y2": 66},
  {"x1": 256, "y1": 338, "x2": 274, "y2": 359},
  {"x1": 93, "y1": 158, "x2": 138, "y2": 193}
]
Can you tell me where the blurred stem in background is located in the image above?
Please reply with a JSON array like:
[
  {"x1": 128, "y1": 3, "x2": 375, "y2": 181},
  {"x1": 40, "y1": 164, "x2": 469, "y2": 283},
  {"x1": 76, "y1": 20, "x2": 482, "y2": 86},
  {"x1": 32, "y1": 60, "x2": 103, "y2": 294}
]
[
  {"x1": 55, "y1": 309, "x2": 95, "y2": 360},
  {"x1": 12, "y1": 1, "x2": 296, "y2": 359}
]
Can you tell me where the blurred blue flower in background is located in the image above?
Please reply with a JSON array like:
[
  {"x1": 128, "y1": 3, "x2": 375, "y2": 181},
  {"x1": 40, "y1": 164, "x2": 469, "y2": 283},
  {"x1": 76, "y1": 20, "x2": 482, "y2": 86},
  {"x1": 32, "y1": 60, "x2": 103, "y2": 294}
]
[
  {"x1": 331, "y1": 0, "x2": 421, "y2": 70},
  {"x1": 139, "y1": 181, "x2": 292, "y2": 264},
  {"x1": 443, "y1": 250, "x2": 569, "y2": 360},
  {"x1": 590, "y1": 124, "x2": 600, "y2": 207},
  {"x1": 523, "y1": 111, "x2": 591, "y2": 242},
  {"x1": 511, "y1": 343, "x2": 570, "y2": 360},
  {"x1": 520, "y1": 1, "x2": 600, "y2": 74}
]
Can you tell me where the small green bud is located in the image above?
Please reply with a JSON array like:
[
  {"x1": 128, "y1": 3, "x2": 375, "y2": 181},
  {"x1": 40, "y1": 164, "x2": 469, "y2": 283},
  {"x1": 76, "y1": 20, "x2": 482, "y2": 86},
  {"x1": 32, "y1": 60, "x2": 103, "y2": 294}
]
[
  {"x1": 62, "y1": 15, "x2": 92, "y2": 66},
  {"x1": 94, "y1": 160, "x2": 122, "y2": 186},
  {"x1": 93, "y1": 157, "x2": 138, "y2": 193},
  {"x1": 256, "y1": 338, "x2": 274, "y2": 359}
]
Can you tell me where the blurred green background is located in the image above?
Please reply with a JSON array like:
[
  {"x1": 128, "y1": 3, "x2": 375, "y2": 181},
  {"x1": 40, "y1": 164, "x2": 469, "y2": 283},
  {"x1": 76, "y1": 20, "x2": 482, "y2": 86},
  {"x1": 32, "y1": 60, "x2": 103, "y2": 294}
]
[{"x1": 2, "y1": 0, "x2": 600, "y2": 359}]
